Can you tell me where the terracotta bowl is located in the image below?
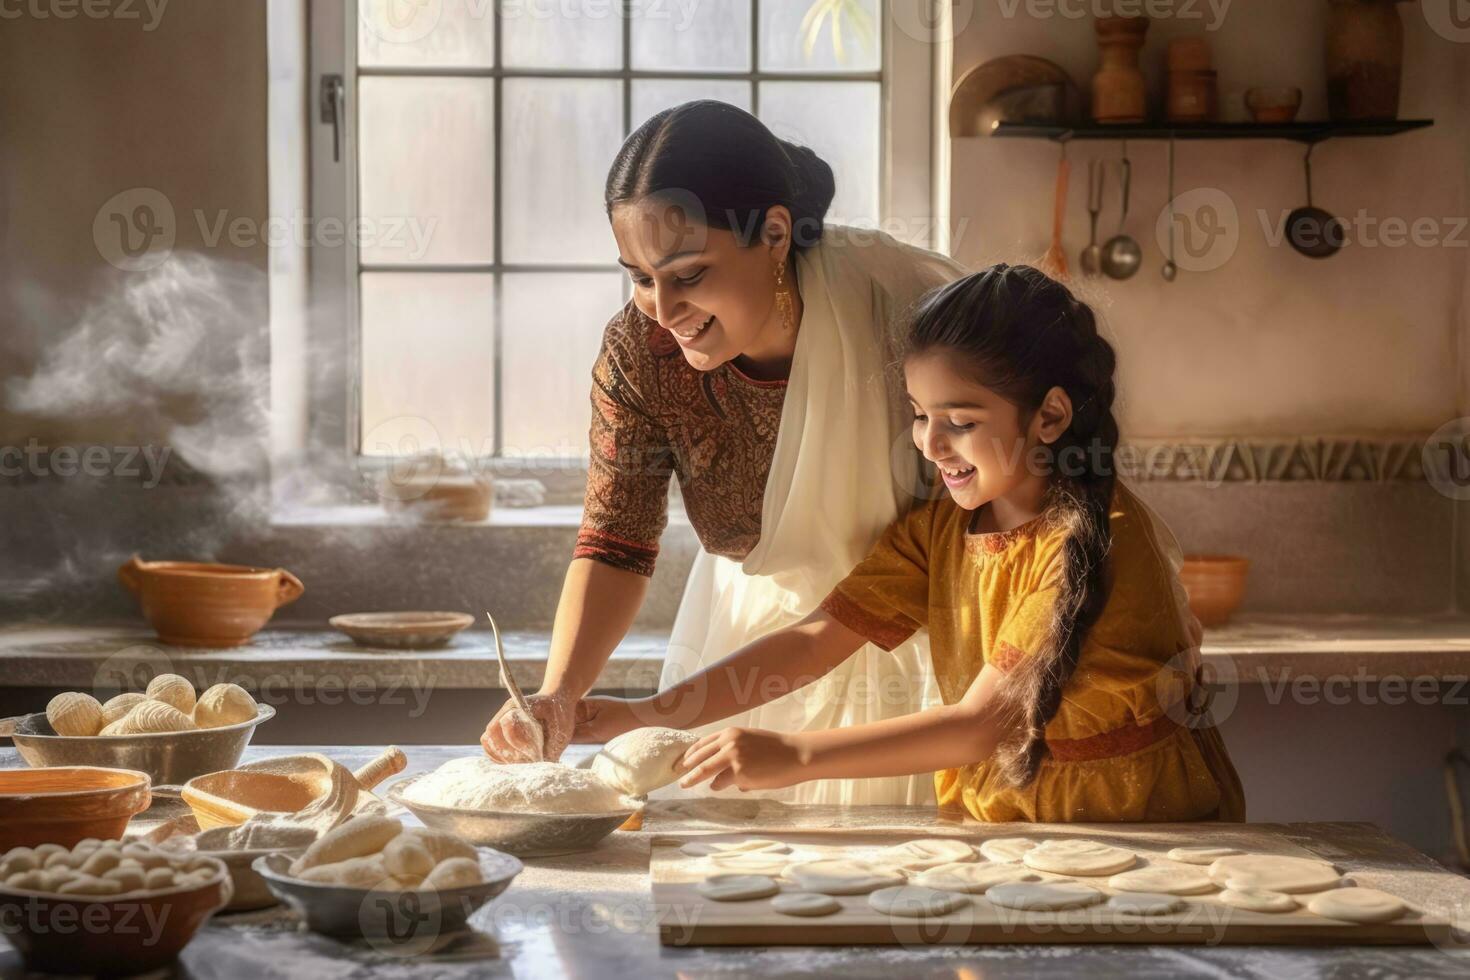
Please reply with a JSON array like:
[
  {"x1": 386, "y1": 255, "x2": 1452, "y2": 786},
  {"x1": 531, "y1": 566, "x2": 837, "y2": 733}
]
[
  {"x1": 0, "y1": 855, "x2": 231, "y2": 974},
  {"x1": 328, "y1": 611, "x2": 476, "y2": 649},
  {"x1": 118, "y1": 556, "x2": 305, "y2": 647},
  {"x1": 1180, "y1": 555, "x2": 1250, "y2": 627},
  {"x1": 1246, "y1": 86, "x2": 1302, "y2": 123},
  {"x1": 0, "y1": 766, "x2": 152, "y2": 850}
]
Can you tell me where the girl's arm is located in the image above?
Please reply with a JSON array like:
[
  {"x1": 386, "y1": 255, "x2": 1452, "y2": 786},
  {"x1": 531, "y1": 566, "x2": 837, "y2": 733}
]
[
  {"x1": 679, "y1": 663, "x2": 1015, "y2": 791},
  {"x1": 573, "y1": 608, "x2": 869, "y2": 741}
]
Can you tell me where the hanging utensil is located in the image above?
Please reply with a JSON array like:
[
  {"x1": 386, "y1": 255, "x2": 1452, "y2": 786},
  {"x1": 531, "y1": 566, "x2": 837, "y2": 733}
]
[
  {"x1": 487, "y1": 610, "x2": 544, "y2": 762},
  {"x1": 1286, "y1": 144, "x2": 1343, "y2": 259},
  {"x1": 1100, "y1": 141, "x2": 1142, "y2": 280},
  {"x1": 1039, "y1": 144, "x2": 1070, "y2": 279},
  {"x1": 1162, "y1": 138, "x2": 1178, "y2": 282},
  {"x1": 1080, "y1": 158, "x2": 1105, "y2": 276}
]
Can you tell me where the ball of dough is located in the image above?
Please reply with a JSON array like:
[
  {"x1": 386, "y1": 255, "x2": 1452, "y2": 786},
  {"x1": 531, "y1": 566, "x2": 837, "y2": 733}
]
[
  {"x1": 299, "y1": 854, "x2": 398, "y2": 889},
  {"x1": 46, "y1": 692, "x2": 103, "y2": 737},
  {"x1": 146, "y1": 674, "x2": 197, "y2": 714},
  {"x1": 101, "y1": 693, "x2": 148, "y2": 726},
  {"x1": 192, "y1": 682, "x2": 257, "y2": 728},
  {"x1": 382, "y1": 836, "x2": 436, "y2": 879},
  {"x1": 291, "y1": 815, "x2": 402, "y2": 875},
  {"x1": 422, "y1": 857, "x2": 483, "y2": 890},
  {"x1": 404, "y1": 758, "x2": 628, "y2": 814},
  {"x1": 590, "y1": 726, "x2": 699, "y2": 796},
  {"x1": 119, "y1": 699, "x2": 197, "y2": 734}
]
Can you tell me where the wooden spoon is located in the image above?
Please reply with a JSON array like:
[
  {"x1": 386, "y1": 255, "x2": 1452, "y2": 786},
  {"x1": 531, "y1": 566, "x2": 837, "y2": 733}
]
[{"x1": 1039, "y1": 147, "x2": 1071, "y2": 280}]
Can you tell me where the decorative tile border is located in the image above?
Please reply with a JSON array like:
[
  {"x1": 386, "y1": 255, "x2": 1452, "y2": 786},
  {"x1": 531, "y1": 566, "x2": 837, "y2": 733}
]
[{"x1": 1118, "y1": 437, "x2": 1430, "y2": 484}]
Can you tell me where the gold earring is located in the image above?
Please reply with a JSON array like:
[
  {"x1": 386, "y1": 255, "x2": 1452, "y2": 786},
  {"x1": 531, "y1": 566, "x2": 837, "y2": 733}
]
[{"x1": 773, "y1": 260, "x2": 795, "y2": 333}]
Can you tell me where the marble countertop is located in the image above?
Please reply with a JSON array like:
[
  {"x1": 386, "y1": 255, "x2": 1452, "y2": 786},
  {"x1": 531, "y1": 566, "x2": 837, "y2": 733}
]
[
  {"x1": 2, "y1": 744, "x2": 1467, "y2": 979},
  {"x1": 2, "y1": 614, "x2": 1470, "y2": 694}
]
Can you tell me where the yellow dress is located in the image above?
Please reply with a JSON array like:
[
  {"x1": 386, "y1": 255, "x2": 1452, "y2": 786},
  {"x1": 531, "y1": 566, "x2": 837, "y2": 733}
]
[{"x1": 820, "y1": 481, "x2": 1246, "y2": 824}]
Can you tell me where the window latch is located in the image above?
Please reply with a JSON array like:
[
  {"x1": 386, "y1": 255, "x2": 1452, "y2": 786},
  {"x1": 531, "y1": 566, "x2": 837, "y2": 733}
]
[{"x1": 320, "y1": 74, "x2": 346, "y2": 164}]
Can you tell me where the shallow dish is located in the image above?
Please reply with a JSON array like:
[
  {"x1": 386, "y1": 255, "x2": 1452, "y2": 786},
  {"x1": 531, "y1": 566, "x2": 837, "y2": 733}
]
[
  {"x1": 0, "y1": 766, "x2": 152, "y2": 850},
  {"x1": 0, "y1": 855, "x2": 231, "y2": 974},
  {"x1": 386, "y1": 774, "x2": 639, "y2": 857},
  {"x1": 6, "y1": 704, "x2": 276, "y2": 785},
  {"x1": 329, "y1": 611, "x2": 476, "y2": 649},
  {"x1": 253, "y1": 847, "x2": 521, "y2": 939}
]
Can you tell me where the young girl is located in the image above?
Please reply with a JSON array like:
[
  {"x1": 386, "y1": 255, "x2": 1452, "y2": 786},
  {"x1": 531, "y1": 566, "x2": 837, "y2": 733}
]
[{"x1": 575, "y1": 264, "x2": 1245, "y2": 823}]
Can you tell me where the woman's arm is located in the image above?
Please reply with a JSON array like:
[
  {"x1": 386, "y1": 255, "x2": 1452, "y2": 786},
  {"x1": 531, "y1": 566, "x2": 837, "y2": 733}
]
[
  {"x1": 574, "y1": 608, "x2": 869, "y2": 741},
  {"x1": 679, "y1": 663, "x2": 1016, "y2": 791}
]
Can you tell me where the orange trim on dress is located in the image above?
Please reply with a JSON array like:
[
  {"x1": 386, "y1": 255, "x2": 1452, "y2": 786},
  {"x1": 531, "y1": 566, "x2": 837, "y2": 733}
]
[
  {"x1": 819, "y1": 589, "x2": 917, "y2": 653},
  {"x1": 1045, "y1": 713, "x2": 1182, "y2": 763}
]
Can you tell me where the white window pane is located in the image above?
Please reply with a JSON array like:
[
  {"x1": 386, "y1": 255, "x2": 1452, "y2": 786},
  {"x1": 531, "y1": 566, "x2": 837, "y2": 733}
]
[
  {"x1": 359, "y1": 78, "x2": 495, "y2": 265},
  {"x1": 631, "y1": 81, "x2": 752, "y2": 132},
  {"x1": 500, "y1": 273, "x2": 624, "y2": 458},
  {"x1": 760, "y1": 0, "x2": 881, "y2": 73},
  {"x1": 358, "y1": 0, "x2": 495, "y2": 69},
  {"x1": 631, "y1": 0, "x2": 751, "y2": 72},
  {"x1": 501, "y1": 0, "x2": 621, "y2": 69},
  {"x1": 759, "y1": 81, "x2": 879, "y2": 226},
  {"x1": 502, "y1": 79, "x2": 623, "y2": 264},
  {"x1": 361, "y1": 273, "x2": 496, "y2": 458}
]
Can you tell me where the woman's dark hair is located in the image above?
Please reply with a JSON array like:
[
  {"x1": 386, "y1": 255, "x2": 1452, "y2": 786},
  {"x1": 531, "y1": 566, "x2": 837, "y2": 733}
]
[
  {"x1": 906, "y1": 264, "x2": 1119, "y2": 788},
  {"x1": 604, "y1": 100, "x2": 835, "y2": 251}
]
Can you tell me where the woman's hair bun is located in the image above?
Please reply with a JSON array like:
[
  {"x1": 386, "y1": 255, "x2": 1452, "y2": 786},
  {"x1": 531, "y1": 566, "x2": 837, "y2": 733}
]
[{"x1": 779, "y1": 139, "x2": 836, "y2": 247}]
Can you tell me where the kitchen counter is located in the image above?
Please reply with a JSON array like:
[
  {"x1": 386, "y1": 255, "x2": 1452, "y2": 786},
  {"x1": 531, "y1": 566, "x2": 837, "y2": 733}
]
[
  {"x1": 3, "y1": 614, "x2": 1470, "y2": 694},
  {"x1": 2, "y1": 744, "x2": 1467, "y2": 979}
]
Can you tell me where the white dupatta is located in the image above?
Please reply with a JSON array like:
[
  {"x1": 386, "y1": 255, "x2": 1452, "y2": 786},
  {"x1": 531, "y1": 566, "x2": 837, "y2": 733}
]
[{"x1": 658, "y1": 225, "x2": 970, "y2": 804}]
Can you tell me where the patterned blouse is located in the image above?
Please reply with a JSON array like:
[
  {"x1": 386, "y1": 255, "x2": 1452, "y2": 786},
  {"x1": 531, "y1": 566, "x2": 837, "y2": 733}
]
[{"x1": 575, "y1": 301, "x2": 788, "y2": 576}]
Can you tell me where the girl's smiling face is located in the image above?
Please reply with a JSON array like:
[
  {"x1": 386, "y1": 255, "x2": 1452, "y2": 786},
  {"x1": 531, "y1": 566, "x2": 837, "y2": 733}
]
[{"x1": 905, "y1": 350, "x2": 1070, "y2": 513}]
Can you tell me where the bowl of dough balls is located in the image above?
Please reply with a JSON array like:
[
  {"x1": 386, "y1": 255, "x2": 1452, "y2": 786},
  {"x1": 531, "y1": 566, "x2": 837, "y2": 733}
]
[
  {"x1": 0, "y1": 837, "x2": 232, "y2": 975},
  {"x1": 252, "y1": 814, "x2": 522, "y2": 939},
  {"x1": 7, "y1": 673, "x2": 275, "y2": 785}
]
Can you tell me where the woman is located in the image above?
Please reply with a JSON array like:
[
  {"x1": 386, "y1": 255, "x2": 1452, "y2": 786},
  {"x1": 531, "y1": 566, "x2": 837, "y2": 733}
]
[{"x1": 480, "y1": 100, "x2": 969, "y2": 803}]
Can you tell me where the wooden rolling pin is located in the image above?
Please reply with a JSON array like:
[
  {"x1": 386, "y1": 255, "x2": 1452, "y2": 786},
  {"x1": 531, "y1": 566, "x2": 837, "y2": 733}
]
[{"x1": 182, "y1": 746, "x2": 406, "y2": 830}]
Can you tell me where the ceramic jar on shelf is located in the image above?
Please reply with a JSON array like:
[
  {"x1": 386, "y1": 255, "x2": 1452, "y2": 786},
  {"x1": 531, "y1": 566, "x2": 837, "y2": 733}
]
[
  {"x1": 1326, "y1": 0, "x2": 1406, "y2": 121},
  {"x1": 1091, "y1": 15, "x2": 1149, "y2": 124}
]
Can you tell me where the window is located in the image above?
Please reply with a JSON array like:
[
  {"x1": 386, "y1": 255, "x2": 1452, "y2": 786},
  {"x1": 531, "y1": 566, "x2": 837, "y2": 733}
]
[{"x1": 305, "y1": 0, "x2": 934, "y2": 480}]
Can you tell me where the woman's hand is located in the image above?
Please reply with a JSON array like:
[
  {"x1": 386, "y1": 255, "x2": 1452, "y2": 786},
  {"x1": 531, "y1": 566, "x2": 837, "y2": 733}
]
[
  {"x1": 677, "y1": 727, "x2": 807, "y2": 792},
  {"x1": 570, "y1": 696, "x2": 652, "y2": 744},
  {"x1": 480, "y1": 693, "x2": 574, "y2": 763}
]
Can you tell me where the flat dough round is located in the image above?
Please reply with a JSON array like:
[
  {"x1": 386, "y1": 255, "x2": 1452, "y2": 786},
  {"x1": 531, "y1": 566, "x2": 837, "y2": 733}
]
[
  {"x1": 1107, "y1": 865, "x2": 1216, "y2": 895},
  {"x1": 705, "y1": 851, "x2": 789, "y2": 875},
  {"x1": 978, "y1": 837, "x2": 1038, "y2": 864},
  {"x1": 680, "y1": 838, "x2": 790, "y2": 857},
  {"x1": 771, "y1": 892, "x2": 841, "y2": 917},
  {"x1": 1167, "y1": 846, "x2": 1241, "y2": 865},
  {"x1": 789, "y1": 859, "x2": 904, "y2": 896},
  {"x1": 1218, "y1": 888, "x2": 1299, "y2": 913},
  {"x1": 1022, "y1": 839, "x2": 1135, "y2": 876},
  {"x1": 1208, "y1": 854, "x2": 1339, "y2": 894},
  {"x1": 696, "y1": 874, "x2": 780, "y2": 902},
  {"x1": 912, "y1": 862, "x2": 1041, "y2": 894},
  {"x1": 1306, "y1": 887, "x2": 1406, "y2": 924},
  {"x1": 868, "y1": 885, "x2": 970, "y2": 918},
  {"x1": 988, "y1": 881, "x2": 1104, "y2": 911},
  {"x1": 1107, "y1": 892, "x2": 1185, "y2": 916},
  {"x1": 877, "y1": 839, "x2": 976, "y2": 872}
]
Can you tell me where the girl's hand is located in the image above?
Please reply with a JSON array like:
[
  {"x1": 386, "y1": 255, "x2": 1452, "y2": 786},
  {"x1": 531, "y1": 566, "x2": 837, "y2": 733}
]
[
  {"x1": 570, "y1": 696, "x2": 650, "y2": 743},
  {"x1": 678, "y1": 727, "x2": 807, "y2": 792},
  {"x1": 480, "y1": 693, "x2": 573, "y2": 763}
]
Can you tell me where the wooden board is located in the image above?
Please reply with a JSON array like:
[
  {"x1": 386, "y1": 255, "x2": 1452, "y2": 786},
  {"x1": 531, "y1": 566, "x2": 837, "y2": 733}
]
[{"x1": 651, "y1": 823, "x2": 1455, "y2": 947}]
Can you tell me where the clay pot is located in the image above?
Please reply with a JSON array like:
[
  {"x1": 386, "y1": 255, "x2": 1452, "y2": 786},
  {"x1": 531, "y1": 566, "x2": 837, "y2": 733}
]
[
  {"x1": 118, "y1": 556, "x2": 305, "y2": 647},
  {"x1": 1326, "y1": 0, "x2": 1405, "y2": 121},
  {"x1": 0, "y1": 766, "x2": 151, "y2": 849},
  {"x1": 1246, "y1": 86, "x2": 1303, "y2": 123},
  {"x1": 1092, "y1": 16, "x2": 1150, "y2": 124},
  {"x1": 1180, "y1": 555, "x2": 1250, "y2": 627},
  {"x1": 1167, "y1": 69, "x2": 1218, "y2": 122}
]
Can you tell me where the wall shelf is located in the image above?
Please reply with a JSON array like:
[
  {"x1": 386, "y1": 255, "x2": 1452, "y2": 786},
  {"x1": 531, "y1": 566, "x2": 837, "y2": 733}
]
[{"x1": 989, "y1": 120, "x2": 1434, "y2": 144}]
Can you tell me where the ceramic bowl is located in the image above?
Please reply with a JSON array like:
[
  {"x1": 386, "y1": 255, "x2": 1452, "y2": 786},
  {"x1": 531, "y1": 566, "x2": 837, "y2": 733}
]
[
  {"x1": 0, "y1": 766, "x2": 152, "y2": 850},
  {"x1": 1246, "y1": 86, "x2": 1302, "y2": 123},
  {"x1": 329, "y1": 611, "x2": 476, "y2": 649},
  {"x1": 1180, "y1": 555, "x2": 1250, "y2": 627},
  {"x1": 118, "y1": 556, "x2": 305, "y2": 647}
]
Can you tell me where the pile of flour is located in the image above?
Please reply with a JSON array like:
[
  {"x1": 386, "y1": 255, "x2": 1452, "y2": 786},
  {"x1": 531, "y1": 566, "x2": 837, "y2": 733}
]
[{"x1": 403, "y1": 757, "x2": 630, "y2": 814}]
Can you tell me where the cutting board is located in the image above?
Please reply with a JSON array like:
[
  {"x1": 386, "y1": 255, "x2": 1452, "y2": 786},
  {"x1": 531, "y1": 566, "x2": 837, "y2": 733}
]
[{"x1": 651, "y1": 823, "x2": 1455, "y2": 947}]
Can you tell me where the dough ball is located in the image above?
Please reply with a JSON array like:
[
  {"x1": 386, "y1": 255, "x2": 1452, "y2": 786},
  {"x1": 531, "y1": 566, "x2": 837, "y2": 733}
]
[
  {"x1": 299, "y1": 855, "x2": 397, "y2": 889},
  {"x1": 382, "y1": 837, "x2": 436, "y2": 879},
  {"x1": 104, "y1": 866, "x2": 147, "y2": 892},
  {"x1": 143, "y1": 867, "x2": 177, "y2": 890},
  {"x1": 101, "y1": 693, "x2": 148, "y2": 726},
  {"x1": 0, "y1": 848, "x2": 38, "y2": 877},
  {"x1": 590, "y1": 727, "x2": 699, "y2": 796},
  {"x1": 193, "y1": 682, "x2": 257, "y2": 728},
  {"x1": 58, "y1": 874, "x2": 123, "y2": 897},
  {"x1": 291, "y1": 815, "x2": 402, "y2": 874},
  {"x1": 771, "y1": 892, "x2": 841, "y2": 917},
  {"x1": 695, "y1": 874, "x2": 780, "y2": 901},
  {"x1": 46, "y1": 692, "x2": 103, "y2": 737},
  {"x1": 404, "y1": 757, "x2": 628, "y2": 814},
  {"x1": 120, "y1": 699, "x2": 197, "y2": 734},
  {"x1": 422, "y1": 857, "x2": 483, "y2": 890},
  {"x1": 146, "y1": 673, "x2": 197, "y2": 714},
  {"x1": 403, "y1": 829, "x2": 477, "y2": 865},
  {"x1": 6, "y1": 870, "x2": 46, "y2": 891}
]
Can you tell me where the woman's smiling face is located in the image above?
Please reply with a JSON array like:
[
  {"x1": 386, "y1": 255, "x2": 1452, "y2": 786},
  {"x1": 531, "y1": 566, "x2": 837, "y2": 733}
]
[{"x1": 610, "y1": 198, "x2": 795, "y2": 374}]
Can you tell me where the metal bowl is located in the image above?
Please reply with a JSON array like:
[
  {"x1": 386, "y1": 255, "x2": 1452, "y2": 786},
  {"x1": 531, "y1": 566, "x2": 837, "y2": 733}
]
[
  {"x1": 386, "y1": 774, "x2": 639, "y2": 857},
  {"x1": 7, "y1": 704, "x2": 276, "y2": 785},
  {"x1": 253, "y1": 847, "x2": 521, "y2": 940}
]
